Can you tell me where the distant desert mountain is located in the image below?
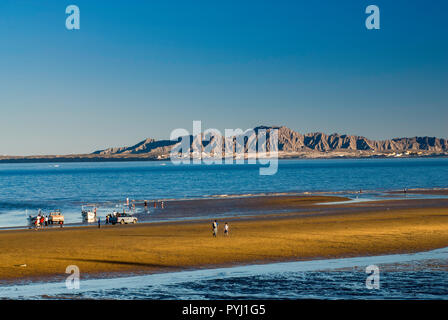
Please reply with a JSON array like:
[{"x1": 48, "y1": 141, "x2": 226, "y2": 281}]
[
  {"x1": 94, "y1": 138, "x2": 178, "y2": 155},
  {"x1": 93, "y1": 126, "x2": 448, "y2": 156},
  {"x1": 1, "y1": 126, "x2": 446, "y2": 164}
]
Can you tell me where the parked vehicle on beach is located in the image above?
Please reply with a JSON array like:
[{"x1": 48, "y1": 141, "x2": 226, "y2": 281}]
[
  {"x1": 48, "y1": 210, "x2": 64, "y2": 224},
  {"x1": 110, "y1": 213, "x2": 137, "y2": 225}
]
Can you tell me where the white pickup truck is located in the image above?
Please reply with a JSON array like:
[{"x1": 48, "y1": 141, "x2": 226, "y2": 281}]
[
  {"x1": 48, "y1": 210, "x2": 64, "y2": 224},
  {"x1": 110, "y1": 213, "x2": 137, "y2": 225}
]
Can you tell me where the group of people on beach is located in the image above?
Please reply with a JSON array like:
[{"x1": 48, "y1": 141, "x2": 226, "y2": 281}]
[
  {"x1": 32, "y1": 214, "x2": 62, "y2": 230},
  {"x1": 128, "y1": 198, "x2": 165, "y2": 213},
  {"x1": 143, "y1": 200, "x2": 165, "y2": 210},
  {"x1": 212, "y1": 220, "x2": 229, "y2": 237},
  {"x1": 33, "y1": 214, "x2": 48, "y2": 230}
]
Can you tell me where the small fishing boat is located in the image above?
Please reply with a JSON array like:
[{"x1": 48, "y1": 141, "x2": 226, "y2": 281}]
[
  {"x1": 28, "y1": 209, "x2": 43, "y2": 225},
  {"x1": 81, "y1": 205, "x2": 97, "y2": 223}
]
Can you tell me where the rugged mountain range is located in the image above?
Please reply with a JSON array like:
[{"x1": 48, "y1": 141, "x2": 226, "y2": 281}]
[
  {"x1": 93, "y1": 126, "x2": 448, "y2": 157},
  {"x1": 1, "y1": 126, "x2": 446, "y2": 163}
]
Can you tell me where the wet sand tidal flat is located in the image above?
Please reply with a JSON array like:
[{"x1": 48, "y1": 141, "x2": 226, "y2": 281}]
[{"x1": 1, "y1": 195, "x2": 448, "y2": 283}]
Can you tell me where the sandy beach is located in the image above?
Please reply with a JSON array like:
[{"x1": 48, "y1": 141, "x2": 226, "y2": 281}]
[{"x1": 1, "y1": 195, "x2": 448, "y2": 283}]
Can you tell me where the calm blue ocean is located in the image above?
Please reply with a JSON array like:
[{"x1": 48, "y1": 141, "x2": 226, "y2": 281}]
[{"x1": 0, "y1": 158, "x2": 447, "y2": 227}]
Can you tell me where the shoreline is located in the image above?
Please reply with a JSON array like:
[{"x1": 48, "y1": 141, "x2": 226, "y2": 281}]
[
  {"x1": 0, "y1": 194, "x2": 351, "y2": 230},
  {"x1": 1, "y1": 154, "x2": 448, "y2": 164},
  {"x1": 2, "y1": 246, "x2": 447, "y2": 299},
  {"x1": 3, "y1": 187, "x2": 448, "y2": 230},
  {"x1": 1, "y1": 196, "x2": 448, "y2": 284}
]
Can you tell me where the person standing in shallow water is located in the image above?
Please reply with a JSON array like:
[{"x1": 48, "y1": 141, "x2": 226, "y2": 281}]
[{"x1": 212, "y1": 220, "x2": 218, "y2": 237}]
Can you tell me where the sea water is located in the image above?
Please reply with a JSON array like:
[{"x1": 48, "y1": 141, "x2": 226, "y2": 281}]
[{"x1": 0, "y1": 158, "x2": 448, "y2": 227}]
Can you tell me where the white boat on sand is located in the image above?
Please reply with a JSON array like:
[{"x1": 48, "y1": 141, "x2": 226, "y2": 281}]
[{"x1": 81, "y1": 205, "x2": 97, "y2": 223}]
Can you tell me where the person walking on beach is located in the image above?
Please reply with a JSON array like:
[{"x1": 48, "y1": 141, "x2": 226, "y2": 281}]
[
  {"x1": 40, "y1": 216, "x2": 45, "y2": 230},
  {"x1": 45, "y1": 215, "x2": 48, "y2": 228},
  {"x1": 212, "y1": 220, "x2": 218, "y2": 237},
  {"x1": 98, "y1": 217, "x2": 101, "y2": 229},
  {"x1": 224, "y1": 222, "x2": 229, "y2": 236}
]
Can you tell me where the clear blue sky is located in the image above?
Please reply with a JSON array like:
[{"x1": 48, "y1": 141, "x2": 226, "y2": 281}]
[{"x1": 0, "y1": 0, "x2": 447, "y2": 155}]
